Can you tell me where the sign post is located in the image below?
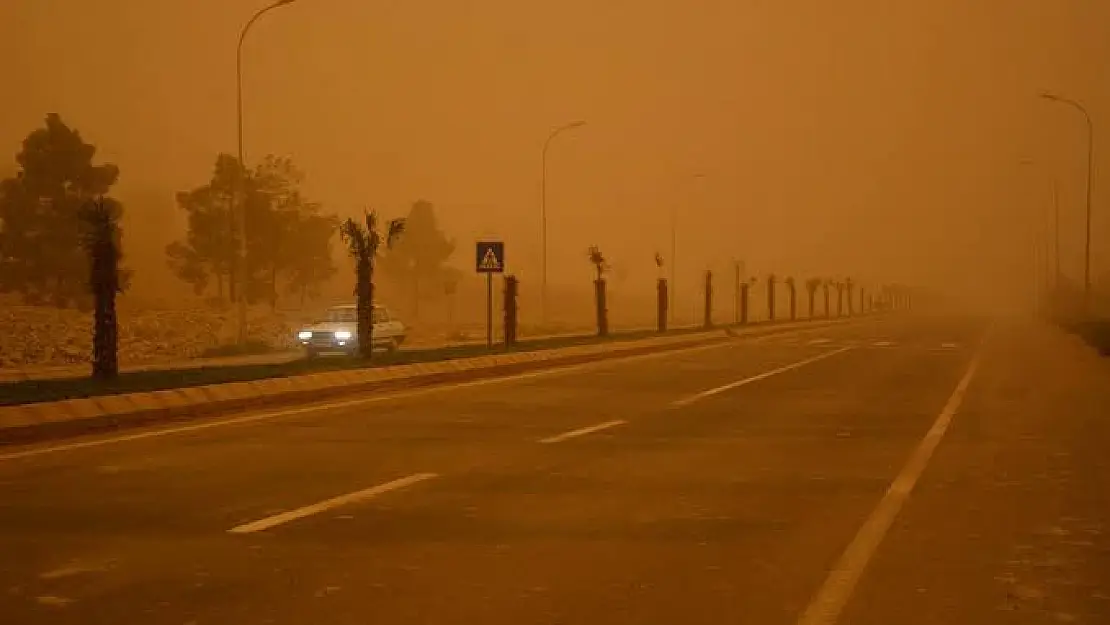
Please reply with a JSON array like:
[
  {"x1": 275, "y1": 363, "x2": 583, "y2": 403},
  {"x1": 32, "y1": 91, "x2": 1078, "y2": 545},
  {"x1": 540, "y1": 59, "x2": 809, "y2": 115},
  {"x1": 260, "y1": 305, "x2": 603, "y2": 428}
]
[{"x1": 475, "y1": 241, "x2": 505, "y2": 348}]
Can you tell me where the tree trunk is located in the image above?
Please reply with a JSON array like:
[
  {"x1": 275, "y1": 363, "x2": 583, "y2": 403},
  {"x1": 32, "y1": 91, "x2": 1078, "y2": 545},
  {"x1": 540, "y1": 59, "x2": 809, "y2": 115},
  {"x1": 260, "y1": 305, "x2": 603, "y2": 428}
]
[
  {"x1": 594, "y1": 279, "x2": 608, "y2": 337},
  {"x1": 808, "y1": 289, "x2": 816, "y2": 318},
  {"x1": 657, "y1": 278, "x2": 668, "y2": 332},
  {"x1": 88, "y1": 211, "x2": 120, "y2": 380},
  {"x1": 92, "y1": 282, "x2": 119, "y2": 379},
  {"x1": 789, "y1": 285, "x2": 797, "y2": 321},
  {"x1": 356, "y1": 256, "x2": 373, "y2": 359}
]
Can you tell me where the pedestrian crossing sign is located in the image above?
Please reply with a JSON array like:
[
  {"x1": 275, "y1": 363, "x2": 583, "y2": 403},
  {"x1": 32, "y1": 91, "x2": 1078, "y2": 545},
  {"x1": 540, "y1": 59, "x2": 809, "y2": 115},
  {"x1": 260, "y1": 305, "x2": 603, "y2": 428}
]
[{"x1": 475, "y1": 241, "x2": 505, "y2": 273}]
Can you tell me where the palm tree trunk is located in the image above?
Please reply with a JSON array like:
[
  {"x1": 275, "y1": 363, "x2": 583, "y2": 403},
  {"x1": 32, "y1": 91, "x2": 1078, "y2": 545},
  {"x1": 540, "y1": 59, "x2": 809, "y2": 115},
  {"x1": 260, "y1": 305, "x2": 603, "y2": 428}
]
[
  {"x1": 356, "y1": 256, "x2": 373, "y2": 358},
  {"x1": 594, "y1": 279, "x2": 608, "y2": 337}
]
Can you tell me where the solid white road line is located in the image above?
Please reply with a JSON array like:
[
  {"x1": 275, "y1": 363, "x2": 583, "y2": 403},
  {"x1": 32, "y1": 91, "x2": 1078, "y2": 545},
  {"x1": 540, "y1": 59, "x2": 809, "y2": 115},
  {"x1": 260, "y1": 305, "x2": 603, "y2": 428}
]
[
  {"x1": 793, "y1": 340, "x2": 987, "y2": 625},
  {"x1": 670, "y1": 347, "x2": 854, "y2": 408},
  {"x1": 228, "y1": 472, "x2": 437, "y2": 534},
  {"x1": 539, "y1": 420, "x2": 627, "y2": 444},
  {"x1": 808, "y1": 338, "x2": 832, "y2": 345}
]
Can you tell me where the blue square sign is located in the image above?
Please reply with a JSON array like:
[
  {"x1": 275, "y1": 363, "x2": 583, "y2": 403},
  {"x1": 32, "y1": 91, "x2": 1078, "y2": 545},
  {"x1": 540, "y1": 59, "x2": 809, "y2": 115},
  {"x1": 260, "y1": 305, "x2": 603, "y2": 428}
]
[{"x1": 476, "y1": 241, "x2": 505, "y2": 273}]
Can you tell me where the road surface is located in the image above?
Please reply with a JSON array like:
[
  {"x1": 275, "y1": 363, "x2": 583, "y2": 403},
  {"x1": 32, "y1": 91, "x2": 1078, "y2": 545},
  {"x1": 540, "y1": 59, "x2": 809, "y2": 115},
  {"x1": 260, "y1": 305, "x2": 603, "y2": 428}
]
[{"x1": 1, "y1": 316, "x2": 1107, "y2": 624}]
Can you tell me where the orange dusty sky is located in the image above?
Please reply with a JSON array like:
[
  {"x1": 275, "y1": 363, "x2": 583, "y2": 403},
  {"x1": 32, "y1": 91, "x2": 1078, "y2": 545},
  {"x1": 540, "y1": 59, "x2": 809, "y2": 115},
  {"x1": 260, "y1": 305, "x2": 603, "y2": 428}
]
[{"x1": 1, "y1": 0, "x2": 1107, "y2": 311}]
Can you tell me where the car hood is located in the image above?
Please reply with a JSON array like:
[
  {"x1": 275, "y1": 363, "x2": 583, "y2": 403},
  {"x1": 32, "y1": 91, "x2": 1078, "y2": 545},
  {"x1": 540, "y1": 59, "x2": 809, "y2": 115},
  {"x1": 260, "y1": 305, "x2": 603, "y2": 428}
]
[{"x1": 300, "y1": 321, "x2": 357, "y2": 334}]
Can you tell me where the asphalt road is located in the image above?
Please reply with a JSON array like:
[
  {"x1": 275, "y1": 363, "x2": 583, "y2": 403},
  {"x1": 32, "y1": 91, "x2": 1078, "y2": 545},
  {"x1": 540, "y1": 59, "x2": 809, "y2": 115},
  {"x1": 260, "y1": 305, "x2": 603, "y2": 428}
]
[{"x1": 1, "y1": 316, "x2": 1107, "y2": 625}]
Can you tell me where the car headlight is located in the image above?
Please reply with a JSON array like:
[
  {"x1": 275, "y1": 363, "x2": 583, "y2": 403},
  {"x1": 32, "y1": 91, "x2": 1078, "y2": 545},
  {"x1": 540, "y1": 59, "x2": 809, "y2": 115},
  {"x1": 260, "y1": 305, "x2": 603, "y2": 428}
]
[
  {"x1": 297, "y1": 330, "x2": 312, "y2": 340},
  {"x1": 334, "y1": 330, "x2": 352, "y2": 340}
]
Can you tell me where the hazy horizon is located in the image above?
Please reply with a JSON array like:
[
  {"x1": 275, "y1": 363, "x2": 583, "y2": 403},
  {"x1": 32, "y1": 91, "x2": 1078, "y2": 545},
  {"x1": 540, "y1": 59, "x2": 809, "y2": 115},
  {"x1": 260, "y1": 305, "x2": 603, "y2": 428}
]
[{"x1": 3, "y1": 0, "x2": 1108, "y2": 313}]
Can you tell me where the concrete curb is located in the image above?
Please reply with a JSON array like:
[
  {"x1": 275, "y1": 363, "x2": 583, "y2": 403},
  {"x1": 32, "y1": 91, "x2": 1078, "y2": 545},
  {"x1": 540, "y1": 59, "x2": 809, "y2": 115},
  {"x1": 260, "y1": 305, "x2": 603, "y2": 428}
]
[{"x1": 0, "y1": 318, "x2": 858, "y2": 445}]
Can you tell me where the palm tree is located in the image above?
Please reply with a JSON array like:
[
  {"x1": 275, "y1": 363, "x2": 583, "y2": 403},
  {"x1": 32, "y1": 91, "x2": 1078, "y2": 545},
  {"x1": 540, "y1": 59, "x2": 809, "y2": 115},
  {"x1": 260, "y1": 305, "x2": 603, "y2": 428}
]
[
  {"x1": 339, "y1": 209, "x2": 405, "y2": 359},
  {"x1": 805, "y1": 278, "x2": 821, "y2": 318},
  {"x1": 835, "y1": 281, "x2": 845, "y2": 317},
  {"x1": 588, "y1": 246, "x2": 609, "y2": 336},
  {"x1": 767, "y1": 273, "x2": 777, "y2": 321},
  {"x1": 823, "y1": 279, "x2": 832, "y2": 318},
  {"x1": 845, "y1": 277, "x2": 855, "y2": 316},
  {"x1": 80, "y1": 197, "x2": 126, "y2": 379}
]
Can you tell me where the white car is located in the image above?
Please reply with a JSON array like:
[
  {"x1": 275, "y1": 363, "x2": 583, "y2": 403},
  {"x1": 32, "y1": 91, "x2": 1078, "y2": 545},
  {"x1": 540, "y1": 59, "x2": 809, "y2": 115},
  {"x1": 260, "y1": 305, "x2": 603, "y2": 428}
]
[{"x1": 296, "y1": 304, "x2": 406, "y2": 358}]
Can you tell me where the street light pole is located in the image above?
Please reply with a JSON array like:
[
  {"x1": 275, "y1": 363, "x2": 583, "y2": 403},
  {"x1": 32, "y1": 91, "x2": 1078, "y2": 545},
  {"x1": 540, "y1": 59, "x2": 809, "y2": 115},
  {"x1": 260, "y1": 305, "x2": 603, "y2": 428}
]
[
  {"x1": 1039, "y1": 90, "x2": 1095, "y2": 309},
  {"x1": 540, "y1": 120, "x2": 586, "y2": 326},
  {"x1": 235, "y1": 0, "x2": 300, "y2": 344}
]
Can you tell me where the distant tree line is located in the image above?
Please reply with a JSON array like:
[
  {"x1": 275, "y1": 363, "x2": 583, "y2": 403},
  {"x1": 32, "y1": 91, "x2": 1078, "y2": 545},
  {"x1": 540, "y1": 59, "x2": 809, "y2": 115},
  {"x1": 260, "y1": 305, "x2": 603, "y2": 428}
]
[{"x1": 0, "y1": 113, "x2": 461, "y2": 314}]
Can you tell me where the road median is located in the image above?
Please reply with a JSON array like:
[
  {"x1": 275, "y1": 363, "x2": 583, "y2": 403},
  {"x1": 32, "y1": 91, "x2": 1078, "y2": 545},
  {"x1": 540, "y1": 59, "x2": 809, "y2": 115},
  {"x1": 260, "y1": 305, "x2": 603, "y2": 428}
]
[{"x1": 0, "y1": 318, "x2": 859, "y2": 445}]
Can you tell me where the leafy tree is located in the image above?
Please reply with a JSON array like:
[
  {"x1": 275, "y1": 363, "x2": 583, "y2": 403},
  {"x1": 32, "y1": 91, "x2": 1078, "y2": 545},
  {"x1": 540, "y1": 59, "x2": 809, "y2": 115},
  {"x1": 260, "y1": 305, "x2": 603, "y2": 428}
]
[
  {"x1": 167, "y1": 154, "x2": 337, "y2": 307},
  {"x1": 285, "y1": 213, "x2": 340, "y2": 307},
  {"x1": 166, "y1": 154, "x2": 238, "y2": 301},
  {"x1": 441, "y1": 267, "x2": 463, "y2": 324},
  {"x1": 245, "y1": 156, "x2": 337, "y2": 308},
  {"x1": 378, "y1": 200, "x2": 455, "y2": 320},
  {"x1": 79, "y1": 197, "x2": 127, "y2": 378},
  {"x1": 340, "y1": 210, "x2": 405, "y2": 359},
  {"x1": 0, "y1": 114, "x2": 125, "y2": 307}
]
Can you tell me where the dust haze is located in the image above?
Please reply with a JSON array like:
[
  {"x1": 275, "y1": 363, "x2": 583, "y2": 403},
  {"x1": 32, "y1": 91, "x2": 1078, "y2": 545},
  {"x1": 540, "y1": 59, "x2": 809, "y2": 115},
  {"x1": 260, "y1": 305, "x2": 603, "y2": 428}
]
[{"x1": 2, "y1": 0, "x2": 1107, "y2": 316}]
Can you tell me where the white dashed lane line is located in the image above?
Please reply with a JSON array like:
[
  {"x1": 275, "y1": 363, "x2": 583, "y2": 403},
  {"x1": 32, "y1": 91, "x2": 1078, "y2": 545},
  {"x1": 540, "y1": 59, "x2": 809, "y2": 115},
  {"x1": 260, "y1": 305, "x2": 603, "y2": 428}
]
[{"x1": 228, "y1": 473, "x2": 438, "y2": 534}]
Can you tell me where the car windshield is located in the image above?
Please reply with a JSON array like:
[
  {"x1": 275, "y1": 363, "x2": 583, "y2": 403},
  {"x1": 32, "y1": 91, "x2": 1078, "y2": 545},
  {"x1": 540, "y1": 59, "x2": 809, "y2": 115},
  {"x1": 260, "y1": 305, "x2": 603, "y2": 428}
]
[
  {"x1": 324, "y1": 308, "x2": 356, "y2": 323},
  {"x1": 320, "y1": 307, "x2": 387, "y2": 323}
]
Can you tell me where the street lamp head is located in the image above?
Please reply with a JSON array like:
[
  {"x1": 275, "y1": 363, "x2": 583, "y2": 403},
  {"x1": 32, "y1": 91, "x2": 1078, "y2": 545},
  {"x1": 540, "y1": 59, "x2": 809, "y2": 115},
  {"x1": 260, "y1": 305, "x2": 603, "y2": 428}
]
[
  {"x1": 568, "y1": 120, "x2": 586, "y2": 129},
  {"x1": 275, "y1": 0, "x2": 299, "y2": 6},
  {"x1": 1038, "y1": 90, "x2": 1061, "y2": 102}
]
